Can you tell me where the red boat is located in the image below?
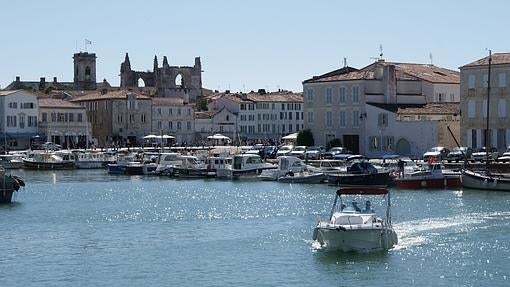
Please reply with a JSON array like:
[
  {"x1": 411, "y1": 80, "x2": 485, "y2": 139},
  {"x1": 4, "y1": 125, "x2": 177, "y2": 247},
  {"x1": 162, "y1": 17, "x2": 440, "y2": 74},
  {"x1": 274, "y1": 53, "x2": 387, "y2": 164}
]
[{"x1": 394, "y1": 163, "x2": 462, "y2": 189}]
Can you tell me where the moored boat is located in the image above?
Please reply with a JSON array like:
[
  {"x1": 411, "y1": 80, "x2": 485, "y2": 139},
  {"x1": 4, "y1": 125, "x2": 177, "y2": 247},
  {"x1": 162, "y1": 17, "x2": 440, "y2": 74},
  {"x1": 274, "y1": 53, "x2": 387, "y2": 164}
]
[
  {"x1": 22, "y1": 151, "x2": 75, "y2": 170},
  {"x1": 312, "y1": 187, "x2": 398, "y2": 252},
  {"x1": 394, "y1": 163, "x2": 462, "y2": 189},
  {"x1": 328, "y1": 161, "x2": 392, "y2": 187},
  {"x1": 461, "y1": 169, "x2": 510, "y2": 191},
  {"x1": 216, "y1": 154, "x2": 276, "y2": 180},
  {"x1": 0, "y1": 154, "x2": 23, "y2": 169}
]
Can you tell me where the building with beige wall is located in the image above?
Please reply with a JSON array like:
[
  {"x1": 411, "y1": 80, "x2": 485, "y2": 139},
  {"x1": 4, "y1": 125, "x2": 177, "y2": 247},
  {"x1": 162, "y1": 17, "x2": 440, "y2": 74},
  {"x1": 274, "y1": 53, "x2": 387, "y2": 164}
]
[
  {"x1": 303, "y1": 59, "x2": 460, "y2": 154},
  {"x1": 151, "y1": 97, "x2": 195, "y2": 144},
  {"x1": 460, "y1": 53, "x2": 510, "y2": 151},
  {"x1": 71, "y1": 90, "x2": 152, "y2": 147},
  {"x1": 38, "y1": 98, "x2": 91, "y2": 148}
]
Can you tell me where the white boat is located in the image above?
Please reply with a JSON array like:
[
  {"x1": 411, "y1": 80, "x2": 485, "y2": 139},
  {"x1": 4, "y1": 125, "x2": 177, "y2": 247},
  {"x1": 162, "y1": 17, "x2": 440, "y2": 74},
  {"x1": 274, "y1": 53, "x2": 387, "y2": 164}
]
[
  {"x1": 173, "y1": 155, "x2": 213, "y2": 178},
  {"x1": 257, "y1": 156, "x2": 325, "y2": 183},
  {"x1": 154, "y1": 152, "x2": 183, "y2": 176},
  {"x1": 0, "y1": 154, "x2": 23, "y2": 169},
  {"x1": 23, "y1": 151, "x2": 75, "y2": 170},
  {"x1": 73, "y1": 150, "x2": 106, "y2": 169},
  {"x1": 461, "y1": 169, "x2": 510, "y2": 191},
  {"x1": 205, "y1": 156, "x2": 232, "y2": 177},
  {"x1": 216, "y1": 154, "x2": 276, "y2": 179},
  {"x1": 312, "y1": 187, "x2": 398, "y2": 252}
]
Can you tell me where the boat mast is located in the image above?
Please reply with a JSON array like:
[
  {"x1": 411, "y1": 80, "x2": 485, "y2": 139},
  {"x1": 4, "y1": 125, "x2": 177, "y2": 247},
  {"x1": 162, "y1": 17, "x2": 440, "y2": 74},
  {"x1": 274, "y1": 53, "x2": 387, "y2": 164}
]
[{"x1": 486, "y1": 50, "x2": 492, "y2": 170}]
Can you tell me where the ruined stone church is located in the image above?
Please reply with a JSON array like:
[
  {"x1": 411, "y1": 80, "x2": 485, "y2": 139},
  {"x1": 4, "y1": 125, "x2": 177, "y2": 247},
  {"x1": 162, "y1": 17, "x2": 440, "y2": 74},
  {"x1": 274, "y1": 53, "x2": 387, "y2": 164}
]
[{"x1": 119, "y1": 53, "x2": 202, "y2": 102}]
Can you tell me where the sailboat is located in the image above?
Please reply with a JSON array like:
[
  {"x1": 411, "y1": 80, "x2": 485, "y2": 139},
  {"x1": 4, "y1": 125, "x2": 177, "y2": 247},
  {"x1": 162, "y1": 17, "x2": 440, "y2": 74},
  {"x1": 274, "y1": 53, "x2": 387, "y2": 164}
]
[{"x1": 461, "y1": 51, "x2": 510, "y2": 191}]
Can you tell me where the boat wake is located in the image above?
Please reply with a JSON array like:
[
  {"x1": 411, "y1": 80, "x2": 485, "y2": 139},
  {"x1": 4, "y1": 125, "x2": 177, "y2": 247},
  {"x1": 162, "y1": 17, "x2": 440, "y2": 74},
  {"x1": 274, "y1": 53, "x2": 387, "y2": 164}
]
[{"x1": 391, "y1": 211, "x2": 510, "y2": 251}]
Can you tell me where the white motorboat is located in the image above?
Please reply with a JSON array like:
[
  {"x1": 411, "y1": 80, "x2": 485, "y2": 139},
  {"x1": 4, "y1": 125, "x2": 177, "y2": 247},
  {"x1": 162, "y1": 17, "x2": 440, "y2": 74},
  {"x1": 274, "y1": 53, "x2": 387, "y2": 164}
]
[
  {"x1": 154, "y1": 152, "x2": 182, "y2": 176},
  {"x1": 258, "y1": 156, "x2": 309, "y2": 181},
  {"x1": 73, "y1": 150, "x2": 106, "y2": 169},
  {"x1": 312, "y1": 187, "x2": 398, "y2": 252},
  {"x1": 173, "y1": 155, "x2": 213, "y2": 178},
  {"x1": 216, "y1": 154, "x2": 276, "y2": 179},
  {"x1": 0, "y1": 154, "x2": 23, "y2": 169}
]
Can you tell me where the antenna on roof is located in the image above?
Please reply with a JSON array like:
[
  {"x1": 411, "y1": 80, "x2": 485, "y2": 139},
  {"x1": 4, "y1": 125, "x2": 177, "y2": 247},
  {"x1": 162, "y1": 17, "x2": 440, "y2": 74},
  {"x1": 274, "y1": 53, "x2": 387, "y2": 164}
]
[
  {"x1": 429, "y1": 53, "x2": 433, "y2": 65},
  {"x1": 379, "y1": 44, "x2": 383, "y2": 59},
  {"x1": 343, "y1": 58, "x2": 347, "y2": 68}
]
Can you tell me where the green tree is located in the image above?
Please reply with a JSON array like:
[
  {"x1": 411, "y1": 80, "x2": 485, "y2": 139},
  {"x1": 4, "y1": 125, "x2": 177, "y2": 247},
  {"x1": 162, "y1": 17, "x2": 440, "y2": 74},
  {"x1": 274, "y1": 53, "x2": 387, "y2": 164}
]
[
  {"x1": 196, "y1": 97, "x2": 208, "y2": 111},
  {"x1": 296, "y1": 129, "x2": 314, "y2": 146}
]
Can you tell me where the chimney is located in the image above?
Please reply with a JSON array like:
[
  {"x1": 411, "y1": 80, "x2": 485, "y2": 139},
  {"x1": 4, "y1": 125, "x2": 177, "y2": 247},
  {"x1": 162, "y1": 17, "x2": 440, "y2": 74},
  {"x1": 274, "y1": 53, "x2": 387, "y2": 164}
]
[
  {"x1": 39, "y1": 77, "x2": 46, "y2": 90},
  {"x1": 15, "y1": 76, "x2": 20, "y2": 82},
  {"x1": 257, "y1": 89, "x2": 266, "y2": 95},
  {"x1": 225, "y1": 90, "x2": 230, "y2": 94},
  {"x1": 383, "y1": 65, "x2": 397, "y2": 103},
  {"x1": 101, "y1": 89, "x2": 108, "y2": 95},
  {"x1": 53, "y1": 77, "x2": 57, "y2": 83}
]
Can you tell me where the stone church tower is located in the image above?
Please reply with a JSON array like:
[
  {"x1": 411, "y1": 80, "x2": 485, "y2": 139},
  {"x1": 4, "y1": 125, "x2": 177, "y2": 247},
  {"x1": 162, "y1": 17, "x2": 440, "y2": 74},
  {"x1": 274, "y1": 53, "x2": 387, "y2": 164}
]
[{"x1": 73, "y1": 52, "x2": 97, "y2": 90}]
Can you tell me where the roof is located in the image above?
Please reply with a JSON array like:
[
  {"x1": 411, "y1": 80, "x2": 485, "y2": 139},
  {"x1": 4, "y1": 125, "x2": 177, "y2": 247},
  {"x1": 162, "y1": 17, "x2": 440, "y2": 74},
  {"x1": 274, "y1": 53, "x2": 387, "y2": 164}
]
[
  {"x1": 194, "y1": 111, "x2": 215, "y2": 119},
  {"x1": 303, "y1": 66, "x2": 359, "y2": 83},
  {"x1": 220, "y1": 91, "x2": 303, "y2": 103},
  {"x1": 0, "y1": 90, "x2": 18, "y2": 96},
  {"x1": 151, "y1": 97, "x2": 187, "y2": 106},
  {"x1": 38, "y1": 98, "x2": 84, "y2": 109},
  {"x1": 462, "y1": 53, "x2": 510, "y2": 68},
  {"x1": 70, "y1": 90, "x2": 151, "y2": 102},
  {"x1": 305, "y1": 60, "x2": 459, "y2": 84},
  {"x1": 367, "y1": 102, "x2": 460, "y2": 115}
]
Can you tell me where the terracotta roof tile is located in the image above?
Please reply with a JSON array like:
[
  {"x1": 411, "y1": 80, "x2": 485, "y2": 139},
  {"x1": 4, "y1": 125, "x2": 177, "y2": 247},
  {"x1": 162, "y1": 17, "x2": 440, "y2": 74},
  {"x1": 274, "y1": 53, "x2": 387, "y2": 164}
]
[
  {"x1": 70, "y1": 90, "x2": 151, "y2": 102},
  {"x1": 151, "y1": 97, "x2": 187, "y2": 106},
  {"x1": 462, "y1": 53, "x2": 510, "y2": 67},
  {"x1": 38, "y1": 98, "x2": 84, "y2": 109}
]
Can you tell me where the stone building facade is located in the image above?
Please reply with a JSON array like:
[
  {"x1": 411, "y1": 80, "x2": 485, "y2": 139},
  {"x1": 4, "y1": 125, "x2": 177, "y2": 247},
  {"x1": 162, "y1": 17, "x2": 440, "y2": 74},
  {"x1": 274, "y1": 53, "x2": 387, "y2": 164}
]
[
  {"x1": 151, "y1": 97, "x2": 195, "y2": 144},
  {"x1": 460, "y1": 53, "x2": 510, "y2": 151},
  {"x1": 71, "y1": 90, "x2": 152, "y2": 147},
  {"x1": 120, "y1": 53, "x2": 202, "y2": 102}
]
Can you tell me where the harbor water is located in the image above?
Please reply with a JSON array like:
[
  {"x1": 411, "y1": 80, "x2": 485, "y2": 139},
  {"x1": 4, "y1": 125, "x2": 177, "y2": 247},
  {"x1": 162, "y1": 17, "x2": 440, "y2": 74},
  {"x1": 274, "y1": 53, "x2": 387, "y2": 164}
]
[{"x1": 1, "y1": 169, "x2": 509, "y2": 286}]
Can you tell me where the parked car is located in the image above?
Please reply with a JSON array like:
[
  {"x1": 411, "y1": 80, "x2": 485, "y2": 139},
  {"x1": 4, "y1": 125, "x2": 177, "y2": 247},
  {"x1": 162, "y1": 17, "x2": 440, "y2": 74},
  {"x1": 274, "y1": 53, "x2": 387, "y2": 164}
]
[
  {"x1": 324, "y1": 147, "x2": 349, "y2": 159},
  {"x1": 471, "y1": 147, "x2": 499, "y2": 162},
  {"x1": 446, "y1": 147, "x2": 473, "y2": 162},
  {"x1": 422, "y1": 146, "x2": 450, "y2": 162},
  {"x1": 304, "y1": 146, "x2": 324, "y2": 160},
  {"x1": 261, "y1": 145, "x2": 278, "y2": 159},
  {"x1": 497, "y1": 147, "x2": 510, "y2": 162},
  {"x1": 276, "y1": 145, "x2": 294, "y2": 157},
  {"x1": 289, "y1": 146, "x2": 307, "y2": 159},
  {"x1": 245, "y1": 144, "x2": 264, "y2": 155},
  {"x1": 40, "y1": 142, "x2": 62, "y2": 150}
]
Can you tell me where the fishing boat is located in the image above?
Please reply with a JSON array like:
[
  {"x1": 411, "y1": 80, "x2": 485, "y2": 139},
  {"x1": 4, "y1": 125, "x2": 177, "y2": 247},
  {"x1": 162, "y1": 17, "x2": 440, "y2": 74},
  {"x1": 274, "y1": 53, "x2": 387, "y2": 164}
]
[
  {"x1": 394, "y1": 163, "x2": 462, "y2": 189},
  {"x1": 73, "y1": 150, "x2": 107, "y2": 169},
  {"x1": 22, "y1": 151, "x2": 75, "y2": 170},
  {"x1": 312, "y1": 187, "x2": 398, "y2": 252},
  {"x1": 0, "y1": 166, "x2": 25, "y2": 204},
  {"x1": 216, "y1": 154, "x2": 276, "y2": 180}
]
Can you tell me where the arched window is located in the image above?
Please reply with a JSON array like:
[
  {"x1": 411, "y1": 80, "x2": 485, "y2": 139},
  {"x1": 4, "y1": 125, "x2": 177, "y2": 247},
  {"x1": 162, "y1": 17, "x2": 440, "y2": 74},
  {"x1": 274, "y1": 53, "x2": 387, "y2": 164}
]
[
  {"x1": 137, "y1": 78, "x2": 145, "y2": 87},
  {"x1": 175, "y1": 74, "x2": 183, "y2": 87},
  {"x1": 85, "y1": 66, "x2": 91, "y2": 80}
]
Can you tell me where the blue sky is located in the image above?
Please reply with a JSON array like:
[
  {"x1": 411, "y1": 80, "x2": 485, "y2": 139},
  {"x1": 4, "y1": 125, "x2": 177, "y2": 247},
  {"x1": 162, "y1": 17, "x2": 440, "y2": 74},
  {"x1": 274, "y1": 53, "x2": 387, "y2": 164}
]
[{"x1": 1, "y1": 0, "x2": 509, "y2": 92}]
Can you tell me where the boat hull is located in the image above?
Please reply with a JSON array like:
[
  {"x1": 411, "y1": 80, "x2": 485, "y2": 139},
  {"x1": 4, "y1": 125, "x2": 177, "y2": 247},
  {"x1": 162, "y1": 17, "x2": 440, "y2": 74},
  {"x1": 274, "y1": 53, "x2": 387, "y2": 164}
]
[
  {"x1": 22, "y1": 160, "x2": 75, "y2": 170},
  {"x1": 278, "y1": 173, "x2": 326, "y2": 184},
  {"x1": 313, "y1": 226, "x2": 398, "y2": 252},
  {"x1": 75, "y1": 161, "x2": 105, "y2": 169},
  {"x1": 328, "y1": 172, "x2": 392, "y2": 187},
  {"x1": 107, "y1": 164, "x2": 127, "y2": 175},
  {"x1": 462, "y1": 169, "x2": 510, "y2": 191},
  {"x1": 394, "y1": 176, "x2": 462, "y2": 189}
]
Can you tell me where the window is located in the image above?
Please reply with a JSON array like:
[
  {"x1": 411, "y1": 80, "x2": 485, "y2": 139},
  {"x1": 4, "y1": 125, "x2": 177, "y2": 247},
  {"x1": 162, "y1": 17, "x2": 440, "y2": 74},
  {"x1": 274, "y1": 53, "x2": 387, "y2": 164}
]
[
  {"x1": 468, "y1": 75, "x2": 476, "y2": 89},
  {"x1": 352, "y1": 110, "x2": 360, "y2": 127},
  {"x1": 241, "y1": 104, "x2": 246, "y2": 110},
  {"x1": 177, "y1": 122, "x2": 182, "y2": 130},
  {"x1": 498, "y1": 99, "x2": 506, "y2": 117},
  {"x1": 296, "y1": 112, "x2": 300, "y2": 120},
  {"x1": 378, "y1": 113, "x2": 388, "y2": 126},
  {"x1": 306, "y1": 88, "x2": 314, "y2": 103},
  {"x1": 157, "y1": 108, "x2": 161, "y2": 115},
  {"x1": 169, "y1": 108, "x2": 173, "y2": 115},
  {"x1": 497, "y1": 129, "x2": 507, "y2": 149},
  {"x1": 178, "y1": 108, "x2": 181, "y2": 115},
  {"x1": 339, "y1": 111, "x2": 346, "y2": 127},
  {"x1": 6, "y1": 116, "x2": 16, "y2": 127},
  {"x1": 326, "y1": 111, "x2": 332, "y2": 127},
  {"x1": 499, "y1": 73, "x2": 507, "y2": 88},
  {"x1": 307, "y1": 111, "x2": 314, "y2": 123},
  {"x1": 483, "y1": 99, "x2": 487, "y2": 118},
  {"x1": 369, "y1": 136, "x2": 380, "y2": 151},
  {"x1": 483, "y1": 74, "x2": 488, "y2": 87},
  {"x1": 352, "y1": 86, "x2": 359, "y2": 103},
  {"x1": 157, "y1": 121, "x2": 162, "y2": 129},
  {"x1": 28, "y1": 116, "x2": 37, "y2": 127},
  {"x1": 42, "y1": 113, "x2": 47, "y2": 122},
  {"x1": 325, "y1": 87, "x2": 332, "y2": 104},
  {"x1": 467, "y1": 100, "x2": 476, "y2": 118},
  {"x1": 78, "y1": 113, "x2": 83, "y2": 122},
  {"x1": 169, "y1": 121, "x2": 173, "y2": 130},
  {"x1": 8, "y1": 102, "x2": 17, "y2": 109},
  {"x1": 187, "y1": 122, "x2": 191, "y2": 130},
  {"x1": 339, "y1": 87, "x2": 346, "y2": 103},
  {"x1": 19, "y1": 115, "x2": 25, "y2": 128},
  {"x1": 289, "y1": 112, "x2": 292, "y2": 120},
  {"x1": 69, "y1": 113, "x2": 74, "y2": 122},
  {"x1": 471, "y1": 129, "x2": 477, "y2": 149},
  {"x1": 450, "y1": 93, "x2": 455, "y2": 102}
]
